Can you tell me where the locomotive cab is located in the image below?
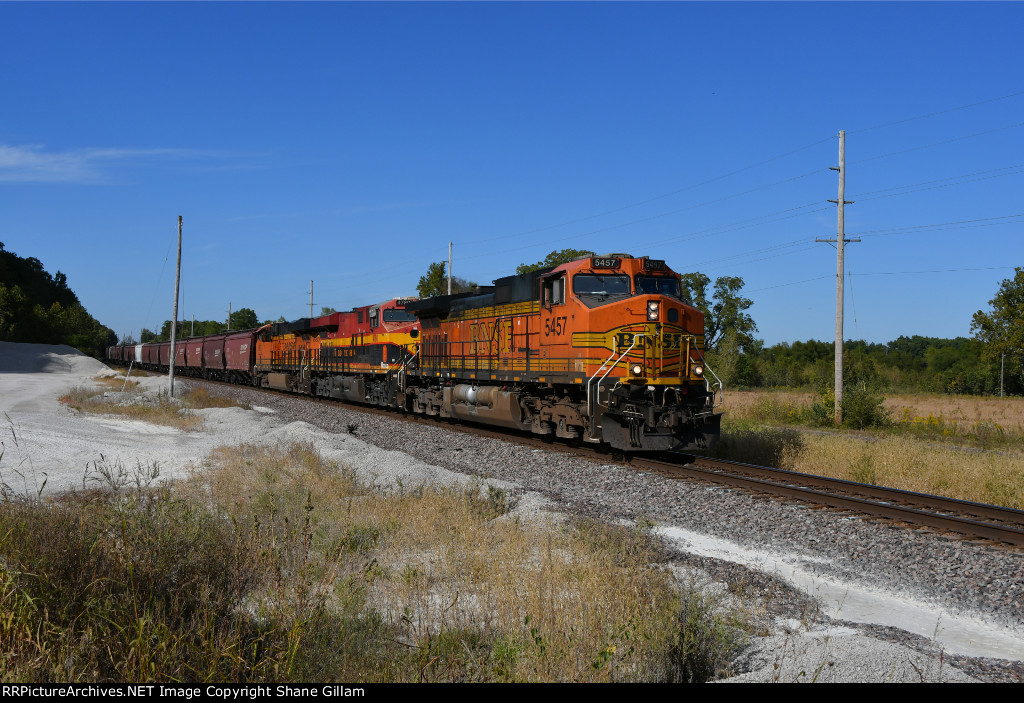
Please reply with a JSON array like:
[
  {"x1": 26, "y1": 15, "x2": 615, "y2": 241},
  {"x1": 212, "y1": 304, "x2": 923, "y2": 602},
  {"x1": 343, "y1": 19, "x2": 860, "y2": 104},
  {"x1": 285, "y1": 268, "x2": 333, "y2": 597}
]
[{"x1": 534, "y1": 254, "x2": 721, "y2": 451}]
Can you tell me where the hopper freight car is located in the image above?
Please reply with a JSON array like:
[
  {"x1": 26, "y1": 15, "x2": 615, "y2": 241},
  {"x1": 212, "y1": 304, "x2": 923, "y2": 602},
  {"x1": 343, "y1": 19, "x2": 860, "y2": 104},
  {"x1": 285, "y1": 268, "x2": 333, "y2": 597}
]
[{"x1": 119, "y1": 329, "x2": 258, "y2": 384}]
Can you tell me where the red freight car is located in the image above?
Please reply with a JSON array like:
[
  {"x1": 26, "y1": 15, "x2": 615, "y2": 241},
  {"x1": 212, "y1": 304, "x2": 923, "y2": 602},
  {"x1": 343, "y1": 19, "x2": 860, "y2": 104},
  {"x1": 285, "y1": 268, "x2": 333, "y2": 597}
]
[{"x1": 224, "y1": 331, "x2": 255, "y2": 383}]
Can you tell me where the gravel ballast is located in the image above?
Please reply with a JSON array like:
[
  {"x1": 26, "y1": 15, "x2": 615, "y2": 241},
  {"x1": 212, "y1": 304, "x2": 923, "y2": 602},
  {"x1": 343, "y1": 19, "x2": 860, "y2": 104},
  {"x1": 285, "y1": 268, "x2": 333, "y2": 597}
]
[
  {"x1": 204, "y1": 383, "x2": 1024, "y2": 683},
  {"x1": 3, "y1": 343, "x2": 1021, "y2": 682}
]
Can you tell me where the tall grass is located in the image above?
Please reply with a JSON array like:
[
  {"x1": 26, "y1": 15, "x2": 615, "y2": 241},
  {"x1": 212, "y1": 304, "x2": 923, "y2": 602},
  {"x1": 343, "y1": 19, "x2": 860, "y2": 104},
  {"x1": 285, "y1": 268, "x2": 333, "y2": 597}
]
[
  {"x1": 704, "y1": 390, "x2": 1024, "y2": 508},
  {"x1": 59, "y1": 380, "x2": 248, "y2": 431},
  {"x1": 779, "y1": 434, "x2": 1024, "y2": 510},
  {"x1": 0, "y1": 442, "x2": 749, "y2": 683},
  {"x1": 723, "y1": 389, "x2": 1024, "y2": 449}
]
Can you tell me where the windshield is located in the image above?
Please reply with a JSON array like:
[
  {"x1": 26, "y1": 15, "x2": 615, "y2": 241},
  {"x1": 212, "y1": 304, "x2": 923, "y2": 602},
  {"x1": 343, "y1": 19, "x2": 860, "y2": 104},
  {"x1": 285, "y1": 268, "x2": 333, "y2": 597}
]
[
  {"x1": 635, "y1": 276, "x2": 681, "y2": 298},
  {"x1": 573, "y1": 274, "x2": 631, "y2": 297},
  {"x1": 383, "y1": 309, "x2": 417, "y2": 323}
]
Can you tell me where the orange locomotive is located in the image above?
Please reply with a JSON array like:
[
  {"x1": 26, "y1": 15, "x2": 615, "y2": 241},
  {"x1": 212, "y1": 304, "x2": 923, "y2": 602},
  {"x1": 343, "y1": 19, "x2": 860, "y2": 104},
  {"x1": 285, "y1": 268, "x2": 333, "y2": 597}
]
[
  {"x1": 404, "y1": 254, "x2": 721, "y2": 451},
  {"x1": 251, "y1": 254, "x2": 721, "y2": 452},
  {"x1": 255, "y1": 297, "x2": 420, "y2": 408}
]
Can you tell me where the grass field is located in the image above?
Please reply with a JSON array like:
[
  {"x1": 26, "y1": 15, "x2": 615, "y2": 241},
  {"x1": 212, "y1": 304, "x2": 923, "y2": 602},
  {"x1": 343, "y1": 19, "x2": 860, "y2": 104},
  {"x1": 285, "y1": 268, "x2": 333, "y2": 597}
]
[
  {"x1": 0, "y1": 442, "x2": 749, "y2": 682},
  {"x1": 707, "y1": 390, "x2": 1024, "y2": 509},
  {"x1": 722, "y1": 389, "x2": 1024, "y2": 439}
]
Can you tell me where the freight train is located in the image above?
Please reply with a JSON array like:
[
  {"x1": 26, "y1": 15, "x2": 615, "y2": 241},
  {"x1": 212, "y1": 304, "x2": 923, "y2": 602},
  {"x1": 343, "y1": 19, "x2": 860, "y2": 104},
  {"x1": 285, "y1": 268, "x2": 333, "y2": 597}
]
[{"x1": 106, "y1": 254, "x2": 722, "y2": 452}]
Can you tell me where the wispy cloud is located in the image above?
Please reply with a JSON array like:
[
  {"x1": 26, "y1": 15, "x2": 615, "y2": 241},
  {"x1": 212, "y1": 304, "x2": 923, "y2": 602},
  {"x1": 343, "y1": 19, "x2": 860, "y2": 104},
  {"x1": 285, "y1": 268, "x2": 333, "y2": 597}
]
[{"x1": 0, "y1": 144, "x2": 221, "y2": 183}]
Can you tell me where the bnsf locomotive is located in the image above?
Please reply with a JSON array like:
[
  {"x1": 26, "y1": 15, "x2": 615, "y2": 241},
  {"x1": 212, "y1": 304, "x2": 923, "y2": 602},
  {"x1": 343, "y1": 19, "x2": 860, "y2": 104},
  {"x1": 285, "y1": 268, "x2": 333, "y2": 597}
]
[{"x1": 107, "y1": 254, "x2": 722, "y2": 452}]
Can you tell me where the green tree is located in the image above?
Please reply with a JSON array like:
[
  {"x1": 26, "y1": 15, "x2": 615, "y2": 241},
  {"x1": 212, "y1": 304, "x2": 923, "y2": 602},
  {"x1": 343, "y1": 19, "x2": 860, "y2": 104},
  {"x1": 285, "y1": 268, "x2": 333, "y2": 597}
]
[
  {"x1": 516, "y1": 248, "x2": 595, "y2": 275},
  {"x1": 231, "y1": 307, "x2": 259, "y2": 329},
  {"x1": 0, "y1": 243, "x2": 115, "y2": 356},
  {"x1": 971, "y1": 267, "x2": 1024, "y2": 391},
  {"x1": 320, "y1": 306, "x2": 337, "y2": 315},
  {"x1": 679, "y1": 273, "x2": 757, "y2": 351},
  {"x1": 416, "y1": 262, "x2": 476, "y2": 298}
]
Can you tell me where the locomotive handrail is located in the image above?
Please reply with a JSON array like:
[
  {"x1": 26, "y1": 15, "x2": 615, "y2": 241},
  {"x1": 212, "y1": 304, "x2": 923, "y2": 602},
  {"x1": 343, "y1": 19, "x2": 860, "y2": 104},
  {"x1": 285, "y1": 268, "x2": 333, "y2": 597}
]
[
  {"x1": 384, "y1": 345, "x2": 419, "y2": 392},
  {"x1": 587, "y1": 333, "x2": 648, "y2": 434},
  {"x1": 694, "y1": 347, "x2": 723, "y2": 407}
]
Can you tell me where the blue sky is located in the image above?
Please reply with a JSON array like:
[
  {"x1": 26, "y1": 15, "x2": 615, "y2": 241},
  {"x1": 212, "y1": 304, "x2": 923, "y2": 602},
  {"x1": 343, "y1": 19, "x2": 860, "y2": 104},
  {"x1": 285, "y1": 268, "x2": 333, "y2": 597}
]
[{"x1": 1, "y1": 1, "x2": 1022, "y2": 346}]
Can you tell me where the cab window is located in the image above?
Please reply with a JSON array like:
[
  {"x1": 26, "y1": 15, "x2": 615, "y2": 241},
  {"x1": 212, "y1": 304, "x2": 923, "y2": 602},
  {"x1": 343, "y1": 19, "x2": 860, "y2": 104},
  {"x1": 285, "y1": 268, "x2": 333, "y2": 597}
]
[
  {"x1": 543, "y1": 276, "x2": 566, "y2": 306},
  {"x1": 383, "y1": 309, "x2": 417, "y2": 323},
  {"x1": 573, "y1": 274, "x2": 631, "y2": 297},
  {"x1": 635, "y1": 276, "x2": 682, "y2": 298}
]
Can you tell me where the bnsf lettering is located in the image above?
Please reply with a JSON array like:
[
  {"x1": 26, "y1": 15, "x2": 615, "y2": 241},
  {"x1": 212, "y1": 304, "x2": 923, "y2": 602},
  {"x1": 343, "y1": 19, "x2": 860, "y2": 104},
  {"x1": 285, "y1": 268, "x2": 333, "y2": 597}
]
[
  {"x1": 467, "y1": 321, "x2": 514, "y2": 355},
  {"x1": 616, "y1": 332, "x2": 685, "y2": 350}
]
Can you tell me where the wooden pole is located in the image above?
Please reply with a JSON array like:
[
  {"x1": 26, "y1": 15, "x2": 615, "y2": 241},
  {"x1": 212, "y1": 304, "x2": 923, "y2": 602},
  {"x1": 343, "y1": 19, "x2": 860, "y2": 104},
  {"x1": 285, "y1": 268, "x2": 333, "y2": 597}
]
[
  {"x1": 834, "y1": 131, "x2": 846, "y2": 424},
  {"x1": 817, "y1": 132, "x2": 858, "y2": 424}
]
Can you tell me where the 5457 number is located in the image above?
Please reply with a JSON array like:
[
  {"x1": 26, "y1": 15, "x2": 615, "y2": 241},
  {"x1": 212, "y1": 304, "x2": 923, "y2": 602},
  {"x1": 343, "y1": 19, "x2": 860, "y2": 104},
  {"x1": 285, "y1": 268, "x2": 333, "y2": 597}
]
[{"x1": 544, "y1": 316, "x2": 567, "y2": 336}]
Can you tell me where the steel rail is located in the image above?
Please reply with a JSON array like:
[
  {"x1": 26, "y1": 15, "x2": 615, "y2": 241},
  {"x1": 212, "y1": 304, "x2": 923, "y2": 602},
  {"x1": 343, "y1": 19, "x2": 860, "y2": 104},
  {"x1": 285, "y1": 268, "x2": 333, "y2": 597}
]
[
  {"x1": 639, "y1": 456, "x2": 1024, "y2": 547},
  {"x1": 184, "y1": 377, "x2": 1024, "y2": 547},
  {"x1": 678, "y1": 456, "x2": 1024, "y2": 527}
]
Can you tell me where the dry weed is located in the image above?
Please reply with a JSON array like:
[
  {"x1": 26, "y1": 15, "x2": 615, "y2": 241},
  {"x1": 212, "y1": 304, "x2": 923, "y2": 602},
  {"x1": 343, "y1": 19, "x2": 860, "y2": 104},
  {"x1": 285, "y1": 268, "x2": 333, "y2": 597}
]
[{"x1": 779, "y1": 434, "x2": 1024, "y2": 509}]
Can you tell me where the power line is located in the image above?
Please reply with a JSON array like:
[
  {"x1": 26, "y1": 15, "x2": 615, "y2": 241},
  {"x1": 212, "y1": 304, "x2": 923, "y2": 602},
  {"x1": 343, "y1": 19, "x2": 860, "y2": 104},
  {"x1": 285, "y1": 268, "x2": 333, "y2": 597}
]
[
  {"x1": 848, "y1": 89, "x2": 1024, "y2": 135},
  {"x1": 457, "y1": 168, "x2": 831, "y2": 263},
  {"x1": 691, "y1": 240, "x2": 818, "y2": 268},
  {"x1": 850, "y1": 121, "x2": 1024, "y2": 166},
  {"x1": 850, "y1": 163, "x2": 1024, "y2": 199},
  {"x1": 141, "y1": 237, "x2": 174, "y2": 337},
  {"x1": 464, "y1": 160, "x2": 1023, "y2": 269},
  {"x1": 467, "y1": 91, "x2": 1024, "y2": 254},
  {"x1": 747, "y1": 275, "x2": 832, "y2": 293},
  {"x1": 318, "y1": 137, "x2": 1024, "y2": 287},
  {"x1": 852, "y1": 167, "x2": 1024, "y2": 203},
  {"x1": 852, "y1": 266, "x2": 1017, "y2": 276},
  {"x1": 467, "y1": 135, "x2": 836, "y2": 247},
  {"x1": 855, "y1": 213, "x2": 1024, "y2": 238},
  {"x1": 747, "y1": 265, "x2": 1016, "y2": 294}
]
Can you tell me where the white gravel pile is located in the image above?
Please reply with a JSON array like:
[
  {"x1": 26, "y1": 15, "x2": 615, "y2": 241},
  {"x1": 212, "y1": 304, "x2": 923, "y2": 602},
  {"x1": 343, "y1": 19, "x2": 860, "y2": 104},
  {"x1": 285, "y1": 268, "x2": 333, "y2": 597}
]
[
  {"x1": 215, "y1": 383, "x2": 1024, "y2": 683},
  {"x1": 1, "y1": 342, "x2": 1020, "y2": 682},
  {"x1": 0, "y1": 343, "x2": 507, "y2": 499}
]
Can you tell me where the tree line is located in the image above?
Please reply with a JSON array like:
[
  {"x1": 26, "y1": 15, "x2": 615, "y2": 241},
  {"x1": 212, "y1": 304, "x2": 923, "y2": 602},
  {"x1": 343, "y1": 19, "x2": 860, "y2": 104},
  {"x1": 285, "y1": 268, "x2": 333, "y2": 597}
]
[
  {"x1": 6, "y1": 236, "x2": 1017, "y2": 396},
  {"x1": 695, "y1": 267, "x2": 1024, "y2": 397},
  {"x1": 0, "y1": 242, "x2": 116, "y2": 358}
]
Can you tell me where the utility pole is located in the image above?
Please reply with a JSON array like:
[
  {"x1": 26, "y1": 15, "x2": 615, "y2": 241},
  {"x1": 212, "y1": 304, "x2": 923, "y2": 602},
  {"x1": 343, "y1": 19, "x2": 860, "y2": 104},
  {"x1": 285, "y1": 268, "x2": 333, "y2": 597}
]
[
  {"x1": 1001, "y1": 353, "x2": 1006, "y2": 397},
  {"x1": 816, "y1": 130, "x2": 859, "y2": 424},
  {"x1": 191, "y1": 314, "x2": 194, "y2": 337},
  {"x1": 169, "y1": 216, "x2": 182, "y2": 397},
  {"x1": 227, "y1": 302, "x2": 232, "y2": 331},
  {"x1": 447, "y1": 242, "x2": 452, "y2": 295},
  {"x1": 309, "y1": 280, "x2": 314, "y2": 318}
]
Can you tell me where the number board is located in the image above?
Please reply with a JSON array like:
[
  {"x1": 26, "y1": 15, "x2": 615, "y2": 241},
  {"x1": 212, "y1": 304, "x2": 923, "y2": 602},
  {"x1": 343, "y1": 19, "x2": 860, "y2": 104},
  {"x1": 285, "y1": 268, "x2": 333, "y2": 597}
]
[
  {"x1": 591, "y1": 257, "x2": 621, "y2": 269},
  {"x1": 642, "y1": 258, "x2": 667, "y2": 271}
]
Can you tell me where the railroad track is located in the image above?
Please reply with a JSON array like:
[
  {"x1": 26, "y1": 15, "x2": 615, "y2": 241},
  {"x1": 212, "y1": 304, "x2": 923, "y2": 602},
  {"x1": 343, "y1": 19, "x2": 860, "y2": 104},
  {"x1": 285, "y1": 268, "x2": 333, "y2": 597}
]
[
  {"x1": 191, "y1": 378, "x2": 1024, "y2": 548},
  {"x1": 642, "y1": 455, "x2": 1024, "y2": 547}
]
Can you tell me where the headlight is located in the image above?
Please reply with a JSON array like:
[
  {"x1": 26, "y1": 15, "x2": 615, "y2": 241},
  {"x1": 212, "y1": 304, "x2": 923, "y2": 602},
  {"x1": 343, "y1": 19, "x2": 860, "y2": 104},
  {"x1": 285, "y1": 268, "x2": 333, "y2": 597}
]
[
  {"x1": 647, "y1": 301, "x2": 660, "y2": 321},
  {"x1": 693, "y1": 365, "x2": 704, "y2": 376},
  {"x1": 630, "y1": 363, "x2": 644, "y2": 376}
]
